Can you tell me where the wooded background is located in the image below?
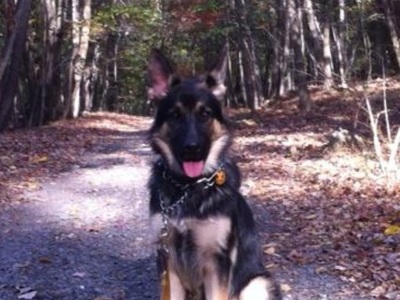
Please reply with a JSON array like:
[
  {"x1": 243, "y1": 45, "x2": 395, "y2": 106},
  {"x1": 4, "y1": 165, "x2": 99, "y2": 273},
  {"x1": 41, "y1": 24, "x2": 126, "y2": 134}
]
[{"x1": 1, "y1": 0, "x2": 400, "y2": 131}]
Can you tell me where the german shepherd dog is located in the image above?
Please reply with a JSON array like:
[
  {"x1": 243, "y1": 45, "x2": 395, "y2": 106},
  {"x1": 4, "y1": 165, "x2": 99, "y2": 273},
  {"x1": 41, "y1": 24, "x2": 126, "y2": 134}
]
[{"x1": 147, "y1": 46, "x2": 281, "y2": 300}]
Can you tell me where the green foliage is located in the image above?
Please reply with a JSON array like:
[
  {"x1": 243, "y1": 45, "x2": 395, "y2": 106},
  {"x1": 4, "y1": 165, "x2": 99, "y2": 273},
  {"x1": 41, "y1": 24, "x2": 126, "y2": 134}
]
[
  {"x1": 91, "y1": 2, "x2": 162, "y2": 114},
  {"x1": 92, "y1": 3, "x2": 161, "y2": 38},
  {"x1": 193, "y1": 0, "x2": 225, "y2": 12},
  {"x1": 91, "y1": 0, "x2": 232, "y2": 114}
]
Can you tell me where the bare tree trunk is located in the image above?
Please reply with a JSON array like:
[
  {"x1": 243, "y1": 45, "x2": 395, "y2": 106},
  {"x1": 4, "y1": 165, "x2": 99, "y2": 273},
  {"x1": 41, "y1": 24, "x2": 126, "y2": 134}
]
[
  {"x1": 269, "y1": 20, "x2": 282, "y2": 98},
  {"x1": 280, "y1": 0, "x2": 292, "y2": 96},
  {"x1": 28, "y1": 0, "x2": 66, "y2": 127},
  {"x1": 42, "y1": 0, "x2": 57, "y2": 122},
  {"x1": 64, "y1": 0, "x2": 91, "y2": 119},
  {"x1": 71, "y1": 0, "x2": 91, "y2": 118},
  {"x1": 238, "y1": 50, "x2": 247, "y2": 106},
  {"x1": 288, "y1": 0, "x2": 311, "y2": 113},
  {"x1": 105, "y1": 32, "x2": 119, "y2": 111},
  {"x1": 0, "y1": 1, "x2": 16, "y2": 81},
  {"x1": 82, "y1": 43, "x2": 100, "y2": 112},
  {"x1": 225, "y1": 45, "x2": 237, "y2": 108},
  {"x1": 234, "y1": 0, "x2": 263, "y2": 112},
  {"x1": 304, "y1": 0, "x2": 322, "y2": 79},
  {"x1": 268, "y1": 0, "x2": 294, "y2": 99},
  {"x1": 358, "y1": 0, "x2": 372, "y2": 81},
  {"x1": 0, "y1": 0, "x2": 33, "y2": 131},
  {"x1": 48, "y1": 0, "x2": 67, "y2": 121},
  {"x1": 382, "y1": 0, "x2": 400, "y2": 69},
  {"x1": 304, "y1": 0, "x2": 333, "y2": 87},
  {"x1": 63, "y1": 0, "x2": 78, "y2": 118},
  {"x1": 322, "y1": 21, "x2": 333, "y2": 88},
  {"x1": 337, "y1": 0, "x2": 348, "y2": 88}
]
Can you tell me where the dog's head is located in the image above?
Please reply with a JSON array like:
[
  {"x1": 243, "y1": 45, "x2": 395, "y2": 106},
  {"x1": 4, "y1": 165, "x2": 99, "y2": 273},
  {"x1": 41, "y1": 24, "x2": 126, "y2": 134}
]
[{"x1": 148, "y1": 46, "x2": 232, "y2": 179}]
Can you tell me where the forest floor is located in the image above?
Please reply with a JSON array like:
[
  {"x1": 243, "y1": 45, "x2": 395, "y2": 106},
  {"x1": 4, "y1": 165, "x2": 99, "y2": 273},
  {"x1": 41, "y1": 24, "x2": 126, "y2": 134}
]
[{"x1": 1, "y1": 81, "x2": 400, "y2": 300}]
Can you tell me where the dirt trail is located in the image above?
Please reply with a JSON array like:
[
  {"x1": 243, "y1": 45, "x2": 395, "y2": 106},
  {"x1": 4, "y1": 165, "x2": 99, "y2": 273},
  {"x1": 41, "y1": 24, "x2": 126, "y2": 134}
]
[{"x1": 0, "y1": 116, "x2": 366, "y2": 300}]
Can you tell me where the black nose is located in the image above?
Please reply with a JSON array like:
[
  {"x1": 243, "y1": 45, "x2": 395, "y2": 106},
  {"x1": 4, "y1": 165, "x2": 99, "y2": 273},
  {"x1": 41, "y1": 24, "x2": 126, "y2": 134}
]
[
  {"x1": 184, "y1": 144, "x2": 200, "y2": 155},
  {"x1": 183, "y1": 144, "x2": 201, "y2": 161},
  {"x1": 183, "y1": 132, "x2": 202, "y2": 160}
]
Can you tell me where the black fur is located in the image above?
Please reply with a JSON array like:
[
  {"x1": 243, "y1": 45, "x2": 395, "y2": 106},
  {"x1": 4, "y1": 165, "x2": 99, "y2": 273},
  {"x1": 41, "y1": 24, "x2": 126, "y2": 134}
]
[{"x1": 147, "y1": 47, "x2": 281, "y2": 300}]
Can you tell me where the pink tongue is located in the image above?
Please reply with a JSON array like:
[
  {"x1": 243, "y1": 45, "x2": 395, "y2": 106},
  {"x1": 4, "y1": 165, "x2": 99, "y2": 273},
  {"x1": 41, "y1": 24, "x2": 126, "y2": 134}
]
[{"x1": 183, "y1": 161, "x2": 204, "y2": 178}]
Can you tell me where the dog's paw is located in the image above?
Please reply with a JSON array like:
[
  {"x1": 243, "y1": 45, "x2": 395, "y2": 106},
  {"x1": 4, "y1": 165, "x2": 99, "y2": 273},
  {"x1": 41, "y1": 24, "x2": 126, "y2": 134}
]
[{"x1": 238, "y1": 276, "x2": 281, "y2": 300}]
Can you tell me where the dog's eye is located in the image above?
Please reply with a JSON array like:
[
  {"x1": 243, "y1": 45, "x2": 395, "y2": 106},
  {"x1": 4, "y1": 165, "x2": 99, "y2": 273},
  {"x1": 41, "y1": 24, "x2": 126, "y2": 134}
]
[
  {"x1": 168, "y1": 109, "x2": 182, "y2": 120},
  {"x1": 198, "y1": 108, "x2": 213, "y2": 121}
]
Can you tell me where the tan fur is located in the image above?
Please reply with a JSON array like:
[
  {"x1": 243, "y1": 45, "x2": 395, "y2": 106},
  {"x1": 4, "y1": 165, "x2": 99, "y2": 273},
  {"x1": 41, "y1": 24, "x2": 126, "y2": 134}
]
[
  {"x1": 204, "y1": 133, "x2": 230, "y2": 173},
  {"x1": 152, "y1": 123, "x2": 182, "y2": 175},
  {"x1": 205, "y1": 118, "x2": 230, "y2": 173},
  {"x1": 168, "y1": 267, "x2": 186, "y2": 300},
  {"x1": 154, "y1": 115, "x2": 230, "y2": 176},
  {"x1": 194, "y1": 80, "x2": 224, "y2": 96},
  {"x1": 194, "y1": 101, "x2": 206, "y2": 112},
  {"x1": 211, "y1": 119, "x2": 227, "y2": 140},
  {"x1": 183, "y1": 217, "x2": 231, "y2": 251},
  {"x1": 167, "y1": 216, "x2": 232, "y2": 299},
  {"x1": 204, "y1": 267, "x2": 229, "y2": 300},
  {"x1": 153, "y1": 215, "x2": 232, "y2": 251}
]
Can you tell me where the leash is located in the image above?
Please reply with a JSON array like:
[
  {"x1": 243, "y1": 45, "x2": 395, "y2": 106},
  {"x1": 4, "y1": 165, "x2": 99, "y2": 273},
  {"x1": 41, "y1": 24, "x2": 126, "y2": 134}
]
[{"x1": 157, "y1": 162, "x2": 227, "y2": 299}]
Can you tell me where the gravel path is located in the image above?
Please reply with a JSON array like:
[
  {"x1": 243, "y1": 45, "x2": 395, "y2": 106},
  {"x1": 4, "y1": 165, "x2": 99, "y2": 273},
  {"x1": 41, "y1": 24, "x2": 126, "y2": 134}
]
[
  {"x1": 0, "y1": 128, "x2": 159, "y2": 300},
  {"x1": 0, "y1": 121, "x2": 365, "y2": 300}
]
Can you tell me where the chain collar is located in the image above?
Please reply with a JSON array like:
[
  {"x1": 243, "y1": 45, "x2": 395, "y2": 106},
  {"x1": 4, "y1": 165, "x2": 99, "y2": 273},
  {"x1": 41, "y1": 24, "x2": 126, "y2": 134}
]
[
  {"x1": 159, "y1": 162, "x2": 225, "y2": 216},
  {"x1": 157, "y1": 160, "x2": 226, "y2": 253}
]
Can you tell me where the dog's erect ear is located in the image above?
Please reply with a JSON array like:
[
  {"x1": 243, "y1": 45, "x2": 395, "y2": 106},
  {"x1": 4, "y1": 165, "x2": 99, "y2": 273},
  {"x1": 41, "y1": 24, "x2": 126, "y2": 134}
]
[
  {"x1": 206, "y1": 44, "x2": 228, "y2": 100},
  {"x1": 147, "y1": 49, "x2": 176, "y2": 101}
]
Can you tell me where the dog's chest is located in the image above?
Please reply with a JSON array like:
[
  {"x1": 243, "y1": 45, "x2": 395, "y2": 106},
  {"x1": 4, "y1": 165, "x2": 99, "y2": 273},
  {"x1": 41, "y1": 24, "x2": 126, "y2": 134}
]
[{"x1": 172, "y1": 216, "x2": 232, "y2": 251}]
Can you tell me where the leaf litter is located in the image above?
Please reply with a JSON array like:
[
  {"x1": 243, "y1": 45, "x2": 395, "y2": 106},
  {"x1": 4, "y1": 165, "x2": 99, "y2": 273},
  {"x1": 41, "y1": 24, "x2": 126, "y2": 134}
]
[
  {"x1": 0, "y1": 83, "x2": 400, "y2": 299},
  {"x1": 234, "y1": 83, "x2": 400, "y2": 299}
]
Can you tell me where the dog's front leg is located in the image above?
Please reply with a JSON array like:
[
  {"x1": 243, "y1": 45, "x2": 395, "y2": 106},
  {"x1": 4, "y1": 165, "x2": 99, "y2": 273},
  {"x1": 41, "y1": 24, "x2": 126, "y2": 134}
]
[
  {"x1": 168, "y1": 267, "x2": 186, "y2": 300},
  {"x1": 203, "y1": 265, "x2": 229, "y2": 300}
]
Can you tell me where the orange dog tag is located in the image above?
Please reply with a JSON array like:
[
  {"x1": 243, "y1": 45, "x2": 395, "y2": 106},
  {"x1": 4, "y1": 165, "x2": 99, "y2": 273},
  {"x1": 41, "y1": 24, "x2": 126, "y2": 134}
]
[{"x1": 215, "y1": 169, "x2": 226, "y2": 186}]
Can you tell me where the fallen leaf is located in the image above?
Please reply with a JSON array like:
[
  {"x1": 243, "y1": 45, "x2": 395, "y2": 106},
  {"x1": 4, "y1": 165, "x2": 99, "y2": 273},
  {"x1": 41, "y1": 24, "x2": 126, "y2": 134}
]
[
  {"x1": 18, "y1": 291, "x2": 37, "y2": 299},
  {"x1": 26, "y1": 182, "x2": 39, "y2": 189},
  {"x1": 280, "y1": 283, "x2": 292, "y2": 293},
  {"x1": 30, "y1": 155, "x2": 49, "y2": 164},
  {"x1": 384, "y1": 224, "x2": 400, "y2": 235},
  {"x1": 385, "y1": 291, "x2": 400, "y2": 299},
  {"x1": 304, "y1": 213, "x2": 318, "y2": 220},
  {"x1": 73, "y1": 272, "x2": 86, "y2": 278},
  {"x1": 263, "y1": 243, "x2": 277, "y2": 256},
  {"x1": 38, "y1": 257, "x2": 52, "y2": 264},
  {"x1": 13, "y1": 262, "x2": 31, "y2": 269},
  {"x1": 241, "y1": 119, "x2": 257, "y2": 127},
  {"x1": 334, "y1": 265, "x2": 347, "y2": 272},
  {"x1": 18, "y1": 287, "x2": 33, "y2": 294},
  {"x1": 288, "y1": 249, "x2": 307, "y2": 265},
  {"x1": 0, "y1": 155, "x2": 12, "y2": 164},
  {"x1": 370, "y1": 285, "x2": 386, "y2": 297}
]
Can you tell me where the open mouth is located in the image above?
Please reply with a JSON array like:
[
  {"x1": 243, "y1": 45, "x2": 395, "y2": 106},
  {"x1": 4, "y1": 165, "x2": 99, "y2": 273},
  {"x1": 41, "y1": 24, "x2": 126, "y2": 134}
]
[{"x1": 182, "y1": 161, "x2": 205, "y2": 178}]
